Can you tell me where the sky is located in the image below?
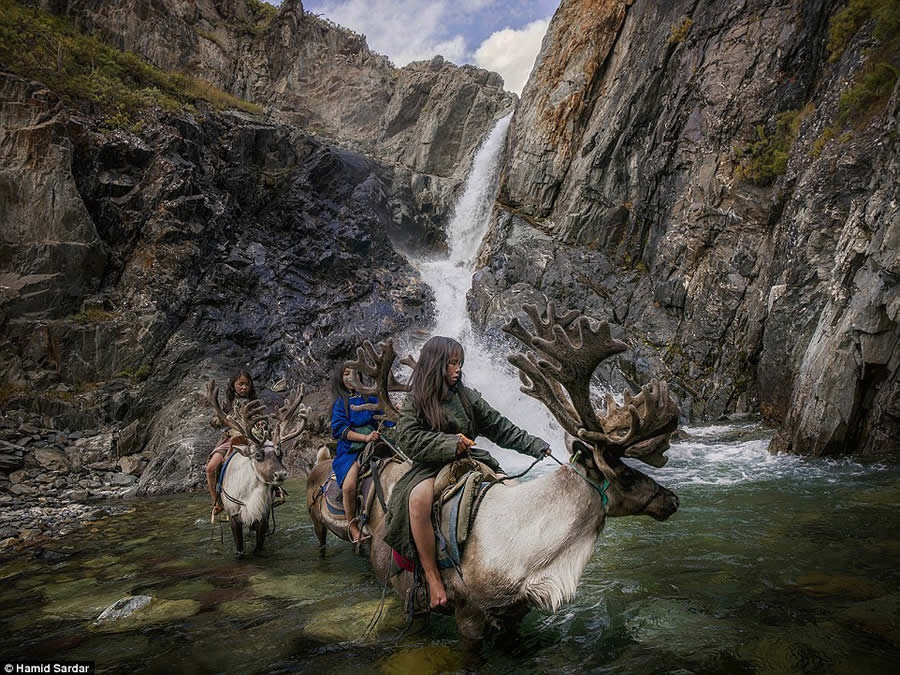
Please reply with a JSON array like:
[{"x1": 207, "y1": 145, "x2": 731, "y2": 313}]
[{"x1": 271, "y1": 0, "x2": 560, "y2": 94}]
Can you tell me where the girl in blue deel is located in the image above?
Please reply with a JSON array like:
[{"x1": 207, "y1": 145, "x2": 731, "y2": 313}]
[{"x1": 330, "y1": 362, "x2": 394, "y2": 543}]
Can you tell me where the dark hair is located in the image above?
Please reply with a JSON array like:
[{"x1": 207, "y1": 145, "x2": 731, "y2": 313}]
[
  {"x1": 225, "y1": 370, "x2": 258, "y2": 411},
  {"x1": 331, "y1": 362, "x2": 353, "y2": 416},
  {"x1": 410, "y1": 336, "x2": 464, "y2": 430}
]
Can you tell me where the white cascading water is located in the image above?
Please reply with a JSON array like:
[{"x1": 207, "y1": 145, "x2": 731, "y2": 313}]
[{"x1": 409, "y1": 114, "x2": 564, "y2": 473}]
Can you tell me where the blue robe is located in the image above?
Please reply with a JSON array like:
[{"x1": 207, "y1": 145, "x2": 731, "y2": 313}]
[{"x1": 330, "y1": 394, "x2": 394, "y2": 486}]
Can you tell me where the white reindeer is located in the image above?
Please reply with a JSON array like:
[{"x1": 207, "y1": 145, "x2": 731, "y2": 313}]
[
  {"x1": 312, "y1": 301, "x2": 680, "y2": 645},
  {"x1": 207, "y1": 381, "x2": 308, "y2": 555}
]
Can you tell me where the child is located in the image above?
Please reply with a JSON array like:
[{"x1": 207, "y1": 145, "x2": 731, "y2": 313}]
[
  {"x1": 330, "y1": 363, "x2": 393, "y2": 543},
  {"x1": 206, "y1": 370, "x2": 258, "y2": 514}
]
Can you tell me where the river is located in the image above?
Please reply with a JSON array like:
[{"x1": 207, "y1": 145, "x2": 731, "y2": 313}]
[{"x1": 2, "y1": 117, "x2": 898, "y2": 673}]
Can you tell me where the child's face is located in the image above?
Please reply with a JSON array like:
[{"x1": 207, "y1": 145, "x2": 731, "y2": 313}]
[
  {"x1": 342, "y1": 368, "x2": 355, "y2": 391},
  {"x1": 445, "y1": 354, "x2": 462, "y2": 387},
  {"x1": 234, "y1": 376, "x2": 251, "y2": 397}
]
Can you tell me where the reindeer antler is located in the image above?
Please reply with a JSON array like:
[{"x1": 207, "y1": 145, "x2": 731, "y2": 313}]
[
  {"x1": 270, "y1": 384, "x2": 309, "y2": 448},
  {"x1": 344, "y1": 339, "x2": 414, "y2": 421},
  {"x1": 502, "y1": 299, "x2": 679, "y2": 465},
  {"x1": 206, "y1": 380, "x2": 268, "y2": 447}
]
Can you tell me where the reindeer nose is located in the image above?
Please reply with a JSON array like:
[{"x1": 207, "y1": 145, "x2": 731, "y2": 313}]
[{"x1": 275, "y1": 470, "x2": 287, "y2": 483}]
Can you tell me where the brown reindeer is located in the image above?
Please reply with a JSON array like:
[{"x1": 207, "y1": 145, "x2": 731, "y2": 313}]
[
  {"x1": 310, "y1": 300, "x2": 680, "y2": 645},
  {"x1": 306, "y1": 340, "x2": 414, "y2": 547},
  {"x1": 207, "y1": 381, "x2": 308, "y2": 555}
]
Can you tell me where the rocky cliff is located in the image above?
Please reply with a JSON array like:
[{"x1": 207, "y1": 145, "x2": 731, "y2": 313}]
[
  {"x1": 474, "y1": 0, "x2": 898, "y2": 457},
  {"x1": 0, "y1": 69, "x2": 430, "y2": 523},
  {"x1": 35, "y1": 0, "x2": 517, "y2": 249}
]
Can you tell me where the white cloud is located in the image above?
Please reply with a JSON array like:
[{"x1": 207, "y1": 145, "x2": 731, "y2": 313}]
[
  {"x1": 315, "y1": 0, "x2": 467, "y2": 66},
  {"x1": 473, "y1": 18, "x2": 549, "y2": 94}
]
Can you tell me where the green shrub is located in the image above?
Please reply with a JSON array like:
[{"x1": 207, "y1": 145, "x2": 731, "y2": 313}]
[
  {"x1": 0, "y1": 0, "x2": 263, "y2": 128},
  {"x1": 735, "y1": 104, "x2": 814, "y2": 185},
  {"x1": 828, "y1": 0, "x2": 900, "y2": 62},
  {"x1": 837, "y1": 62, "x2": 899, "y2": 127}
]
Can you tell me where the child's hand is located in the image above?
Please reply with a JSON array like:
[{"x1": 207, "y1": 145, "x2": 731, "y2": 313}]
[
  {"x1": 365, "y1": 430, "x2": 380, "y2": 443},
  {"x1": 456, "y1": 434, "x2": 476, "y2": 455}
]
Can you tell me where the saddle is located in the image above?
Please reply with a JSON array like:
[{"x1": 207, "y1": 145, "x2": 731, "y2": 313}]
[{"x1": 431, "y1": 458, "x2": 501, "y2": 571}]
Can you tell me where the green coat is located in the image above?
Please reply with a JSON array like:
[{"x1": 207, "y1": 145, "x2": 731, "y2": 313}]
[{"x1": 383, "y1": 383, "x2": 548, "y2": 561}]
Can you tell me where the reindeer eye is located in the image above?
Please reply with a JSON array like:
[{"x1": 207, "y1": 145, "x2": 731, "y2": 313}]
[{"x1": 255, "y1": 451, "x2": 264, "y2": 461}]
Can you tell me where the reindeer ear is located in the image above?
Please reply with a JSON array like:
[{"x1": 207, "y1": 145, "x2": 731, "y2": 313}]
[{"x1": 588, "y1": 444, "x2": 618, "y2": 483}]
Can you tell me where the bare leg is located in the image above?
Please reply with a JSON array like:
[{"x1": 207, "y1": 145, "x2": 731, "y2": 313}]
[
  {"x1": 206, "y1": 453, "x2": 224, "y2": 512},
  {"x1": 343, "y1": 461, "x2": 363, "y2": 542},
  {"x1": 409, "y1": 478, "x2": 446, "y2": 608}
]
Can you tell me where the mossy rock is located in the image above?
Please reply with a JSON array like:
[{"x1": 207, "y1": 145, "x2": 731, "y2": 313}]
[
  {"x1": 379, "y1": 644, "x2": 465, "y2": 674},
  {"x1": 81, "y1": 554, "x2": 120, "y2": 570},
  {"x1": 793, "y1": 572, "x2": 885, "y2": 600},
  {"x1": 41, "y1": 578, "x2": 129, "y2": 621},
  {"x1": 837, "y1": 594, "x2": 900, "y2": 648},
  {"x1": 91, "y1": 598, "x2": 202, "y2": 632},
  {"x1": 250, "y1": 569, "x2": 368, "y2": 603},
  {"x1": 218, "y1": 595, "x2": 272, "y2": 619},
  {"x1": 302, "y1": 596, "x2": 405, "y2": 641}
]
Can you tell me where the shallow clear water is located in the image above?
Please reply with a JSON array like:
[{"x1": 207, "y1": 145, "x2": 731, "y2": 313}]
[{"x1": 2, "y1": 422, "x2": 898, "y2": 674}]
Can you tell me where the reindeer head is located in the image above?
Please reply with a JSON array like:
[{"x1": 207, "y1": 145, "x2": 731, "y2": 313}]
[
  {"x1": 503, "y1": 300, "x2": 679, "y2": 521},
  {"x1": 206, "y1": 381, "x2": 310, "y2": 486}
]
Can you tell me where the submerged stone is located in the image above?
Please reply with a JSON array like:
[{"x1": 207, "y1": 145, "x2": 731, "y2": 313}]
[
  {"x1": 379, "y1": 644, "x2": 464, "y2": 674},
  {"x1": 94, "y1": 595, "x2": 152, "y2": 623}
]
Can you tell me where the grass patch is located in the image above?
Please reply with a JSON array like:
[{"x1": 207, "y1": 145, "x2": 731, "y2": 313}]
[
  {"x1": 115, "y1": 364, "x2": 151, "y2": 383},
  {"x1": 0, "y1": 0, "x2": 262, "y2": 129},
  {"x1": 72, "y1": 308, "x2": 117, "y2": 323},
  {"x1": 735, "y1": 104, "x2": 814, "y2": 185},
  {"x1": 667, "y1": 16, "x2": 693, "y2": 44}
]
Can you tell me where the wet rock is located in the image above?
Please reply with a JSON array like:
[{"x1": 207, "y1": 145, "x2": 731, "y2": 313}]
[
  {"x1": 9, "y1": 470, "x2": 26, "y2": 484},
  {"x1": 107, "y1": 473, "x2": 138, "y2": 486},
  {"x1": 31, "y1": 547, "x2": 72, "y2": 562},
  {"x1": 117, "y1": 455, "x2": 143, "y2": 476},
  {"x1": 10, "y1": 484, "x2": 37, "y2": 497},
  {"x1": 94, "y1": 595, "x2": 153, "y2": 624}
]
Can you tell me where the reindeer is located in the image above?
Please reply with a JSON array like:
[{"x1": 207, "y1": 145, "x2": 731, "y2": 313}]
[
  {"x1": 306, "y1": 340, "x2": 414, "y2": 547},
  {"x1": 207, "y1": 381, "x2": 309, "y2": 555},
  {"x1": 329, "y1": 300, "x2": 681, "y2": 645}
]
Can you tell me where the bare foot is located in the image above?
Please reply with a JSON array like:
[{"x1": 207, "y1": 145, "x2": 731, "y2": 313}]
[
  {"x1": 212, "y1": 503, "x2": 223, "y2": 515},
  {"x1": 426, "y1": 573, "x2": 448, "y2": 608},
  {"x1": 349, "y1": 521, "x2": 362, "y2": 543}
]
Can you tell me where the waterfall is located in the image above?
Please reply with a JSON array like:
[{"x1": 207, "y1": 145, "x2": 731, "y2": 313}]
[{"x1": 409, "y1": 114, "x2": 563, "y2": 472}]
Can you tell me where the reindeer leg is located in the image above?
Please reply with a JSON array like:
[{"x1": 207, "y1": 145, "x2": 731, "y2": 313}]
[
  {"x1": 230, "y1": 516, "x2": 244, "y2": 556},
  {"x1": 455, "y1": 601, "x2": 486, "y2": 654},
  {"x1": 254, "y1": 517, "x2": 266, "y2": 555},
  {"x1": 312, "y1": 512, "x2": 327, "y2": 549}
]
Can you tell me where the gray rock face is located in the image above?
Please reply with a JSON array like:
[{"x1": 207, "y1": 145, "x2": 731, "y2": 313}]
[
  {"x1": 0, "y1": 77, "x2": 107, "y2": 321},
  {"x1": 36, "y1": 0, "x2": 516, "y2": 249},
  {"x1": 483, "y1": 0, "x2": 899, "y2": 457},
  {"x1": 1, "y1": 68, "x2": 431, "y2": 495}
]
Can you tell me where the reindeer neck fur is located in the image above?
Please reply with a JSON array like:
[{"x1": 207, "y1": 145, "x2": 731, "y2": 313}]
[
  {"x1": 461, "y1": 464, "x2": 606, "y2": 613},
  {"x1": 222, "y1": 452, "x2": 273, "y2": 524}
]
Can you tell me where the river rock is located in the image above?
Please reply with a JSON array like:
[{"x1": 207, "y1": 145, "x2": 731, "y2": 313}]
[
  {"x1": 32, "y1": 447, "x2": 71, "y2": 473},
  {"x1": 118, "y1": 455, "x2": 143, "y2": 476},
  {"x1": 94, "y1": 595, "x2": 153, "y2": 624}
]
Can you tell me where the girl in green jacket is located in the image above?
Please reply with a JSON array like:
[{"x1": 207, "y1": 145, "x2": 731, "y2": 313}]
[{"x1": 384, "y1": 336, "x2": 551, "y2": 608}]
